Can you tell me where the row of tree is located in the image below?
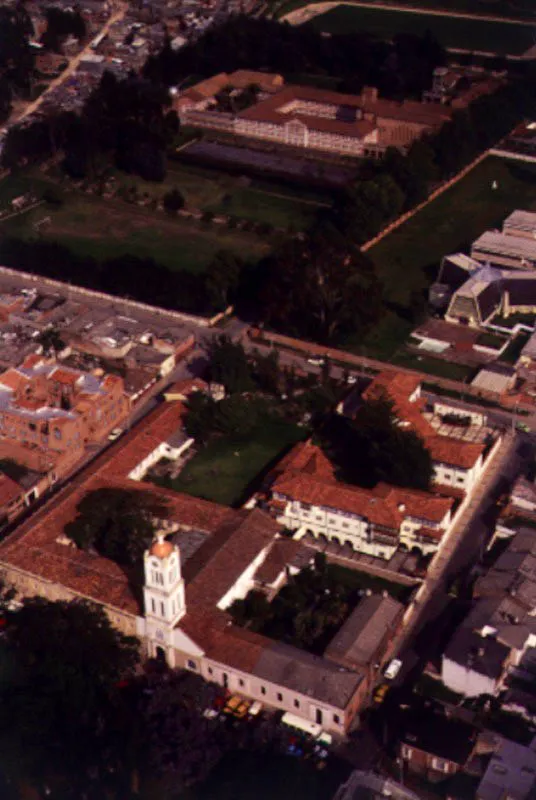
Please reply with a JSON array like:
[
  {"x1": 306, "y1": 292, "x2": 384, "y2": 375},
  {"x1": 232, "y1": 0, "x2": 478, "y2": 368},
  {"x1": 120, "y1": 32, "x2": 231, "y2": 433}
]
[
  {"x1": 144, "y1": 14, "x2": 446, "y2": 101},
  {"x1": 0, "y1": 6, "x2": 35, "y2": 123}
]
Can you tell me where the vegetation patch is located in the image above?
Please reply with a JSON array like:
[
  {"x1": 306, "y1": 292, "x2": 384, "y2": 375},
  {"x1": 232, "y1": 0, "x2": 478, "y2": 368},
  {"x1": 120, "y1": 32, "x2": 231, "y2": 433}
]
[
  {"x1": 308, "y1": 6, "x2": 535, "y2": 55},
  {"x1": 158, "y1": 417, "x2": 305, "y2": 507},
  {"x1": 230, "y1": 556, "x2": 412, "y2": 654}
]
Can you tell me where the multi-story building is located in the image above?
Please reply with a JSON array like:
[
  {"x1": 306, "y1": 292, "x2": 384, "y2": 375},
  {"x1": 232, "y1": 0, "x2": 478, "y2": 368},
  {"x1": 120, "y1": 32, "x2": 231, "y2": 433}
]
[
  {"x1": 267, "y1": 371, "x2": 492, "y2": 560},
  {"x1": 176, "y1": 73, "x2": 452, "y2": 158},
  {"x1": 0, "y1": 353, "x2": 129, "y2": 472}
]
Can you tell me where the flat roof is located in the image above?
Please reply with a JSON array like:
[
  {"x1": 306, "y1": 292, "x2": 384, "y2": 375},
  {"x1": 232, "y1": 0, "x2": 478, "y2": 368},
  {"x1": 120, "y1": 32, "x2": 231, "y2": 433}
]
[
  {"x1": 472, "y1": 231, "x2": 536, "y2": 262},
  {"x1": 503, "y1": 210, "x2": 536, "y2": 235}
]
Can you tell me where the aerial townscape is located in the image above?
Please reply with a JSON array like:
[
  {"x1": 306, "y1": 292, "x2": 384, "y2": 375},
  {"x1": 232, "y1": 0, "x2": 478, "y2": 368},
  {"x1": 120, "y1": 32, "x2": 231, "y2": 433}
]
[{"x1": 2, "y1": 0, "x2": 536, "y2": 799}]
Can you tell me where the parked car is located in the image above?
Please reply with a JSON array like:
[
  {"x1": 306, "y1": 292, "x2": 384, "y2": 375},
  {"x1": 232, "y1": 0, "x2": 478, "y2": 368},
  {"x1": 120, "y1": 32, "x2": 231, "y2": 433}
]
[
  {"x1": 108, "y1": 427, "x2": 124, "y2": 442},
  {"x1": 306, "y1": 356, "x2": 325, "y2": 366},
  {"x1": 384, "y1": 658, "x2": 403, "y2": 681},
  {"x1": 373, "y1": 684, "x2": 389, "y2": 704}
]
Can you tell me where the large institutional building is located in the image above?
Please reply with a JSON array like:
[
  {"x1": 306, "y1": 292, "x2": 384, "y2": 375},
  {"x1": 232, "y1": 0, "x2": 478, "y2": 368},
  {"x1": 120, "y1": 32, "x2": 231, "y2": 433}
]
[
  {"x1": 267, "y1": 372, "x2": 492, "y2": 560},
  {"x1": 0, "y1": 372, "x2": 498, "y2": 734},
  {"x1": 175, "y1": 70, "x2": 453, "y2": 157}
]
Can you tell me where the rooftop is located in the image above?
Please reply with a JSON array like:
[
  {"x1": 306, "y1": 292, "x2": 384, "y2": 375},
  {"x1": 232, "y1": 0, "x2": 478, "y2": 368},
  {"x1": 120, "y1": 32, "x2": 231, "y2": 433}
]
[
  {"x1": 325, "y1": 594, "x2": 404, "y2": 668},
  {"x1": 444, "y1": 627, "x2": 511, "y2": 680},
  {"x1": 400, "y1": 708, "x2": 476, "y2": 764}
]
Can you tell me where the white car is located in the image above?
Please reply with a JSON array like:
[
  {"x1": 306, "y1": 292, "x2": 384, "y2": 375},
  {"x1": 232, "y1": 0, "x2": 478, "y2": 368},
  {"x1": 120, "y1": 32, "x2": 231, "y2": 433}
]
[
  {"x1": 347, "y1": 375, "x2": 357, "y2": 385},
  {"x1": 306, "y1": 357, "x2": 325, "y2": 366},
  {"x1": 108, "y1": 427, "x2": 124, "y2": 442},
  {"x1": 384, "y1": 658, "x2": 402, "y2": 681}
]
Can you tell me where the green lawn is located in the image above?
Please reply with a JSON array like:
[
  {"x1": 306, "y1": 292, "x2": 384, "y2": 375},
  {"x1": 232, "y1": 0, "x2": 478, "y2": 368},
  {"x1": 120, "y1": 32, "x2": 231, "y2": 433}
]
[
  {"x1": 274, "y1": 0, "x2": 536, "y2": 21},
  {"x1": 0, "y1": 173, "x2": 272, "y2": 274},
  {"x1": 162, "y1": 420, "x2": 306, "y2": 506},
  {"x1": 308, "y1": 5, "x2": 535, "y2": 54},
  {"x1": 358, "y1": 157, "x2": 536, "y2": 360},
  {"x1": 164, "y1": 163, "x2": 325, "y2": 230}
]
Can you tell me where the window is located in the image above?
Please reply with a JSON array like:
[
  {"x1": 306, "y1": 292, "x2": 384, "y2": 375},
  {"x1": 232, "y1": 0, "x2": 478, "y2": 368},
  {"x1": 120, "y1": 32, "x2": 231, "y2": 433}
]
[
  {"x1": 207, "y1": 667, "x2": 213, "y2": 675},
  {"x1": 333, "y1": 714, "x2": 340, "y2": 724},
  {"x1": 402, "y1": 746, "x2": 413, "y2": 759},
  {"x1": 277, "y1": 693, "x2": 283, "y2": 702},
  {"x1": 432, "y1": 758, "x2": 449, "y2": 773},
  {"x1": 54, "y1": 428, "x2": 62, "y2": 440},
  {"x1": 239, "y1": 679, "x2": 245, "y2": 687},
  {"x1": 151, "y1": 598, "x2": 156, "y2": 613},
  {"x1": 187, "y1": 659, "x2": 197, "y2": 670},
  {"x1": 160, "y1": 602, "x2": 165, "y2": 617},
  {"x1": 260, "y1": 686, "x2": 266, "y2": 695},
  {"x1": 457, "y1": 477, "x2": 465, "y2": 484},
  {"x1": 294, "y1": 699, "x2": 300, "y2": 709}
]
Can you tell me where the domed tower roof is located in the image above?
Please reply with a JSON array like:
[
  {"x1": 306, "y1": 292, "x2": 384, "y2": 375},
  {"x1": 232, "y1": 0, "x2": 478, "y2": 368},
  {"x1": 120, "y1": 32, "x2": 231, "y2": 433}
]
[{"x1": 149, "y1": 533, "x2": 174, "y2": 560}]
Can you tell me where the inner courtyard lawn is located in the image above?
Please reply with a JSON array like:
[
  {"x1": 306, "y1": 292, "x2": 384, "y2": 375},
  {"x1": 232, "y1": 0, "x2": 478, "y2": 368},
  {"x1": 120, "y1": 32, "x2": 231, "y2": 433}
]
[{"x1": 161, "y1": 420, "x2": 306, "y2": 507}]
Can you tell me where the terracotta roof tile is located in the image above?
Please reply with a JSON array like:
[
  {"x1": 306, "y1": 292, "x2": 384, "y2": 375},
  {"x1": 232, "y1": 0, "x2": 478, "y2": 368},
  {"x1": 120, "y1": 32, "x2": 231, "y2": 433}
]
[{"x1": 0, "y1": 472, "x2": 22, "y2": 508}]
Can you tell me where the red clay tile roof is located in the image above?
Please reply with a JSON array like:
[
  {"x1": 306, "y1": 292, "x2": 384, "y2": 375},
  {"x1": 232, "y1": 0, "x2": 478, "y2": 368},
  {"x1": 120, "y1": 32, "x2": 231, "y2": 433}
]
[
  {"x1": 363, "y1": 371, "x2": 484, "y2": 471},
  {"x1": 0, "y1": 369, "x2": 29, "y2": 392},
  {"x1": 184, "y1": 508, "x2": 279, "y2": 608},
  {"x1": 49, "y1": 367, "x2": 81, "y2": 385},
  {"x1": 0, "y1": 400, "x2": 236, "y2": 614},
  {"x1": 273, "y1": 473, "x2": 403, "y2": 529},
  {"x1": 254, "y1": 538, "x2": 303, "y2": 585},
  {"x1": 0, "y1": 472, "x2": 21, "y2": 508},
  {"x1": 180, "y1": 609, "x2": 268, "y2": 672}
]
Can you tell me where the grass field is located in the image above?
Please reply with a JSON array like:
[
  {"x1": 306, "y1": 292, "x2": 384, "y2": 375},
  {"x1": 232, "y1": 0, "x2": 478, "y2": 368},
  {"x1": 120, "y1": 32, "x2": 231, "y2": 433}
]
[
  {"x1": 308, "y1": 5, "x2": 535, "y2": 54},
  {"x1": 275, "y1": 0, "x2": 536, "y2": 20},
  {"x1": 162, "y1": 420, "x2": 306, "y2": 506},
  {"x1": 0, "y1": 171, "x2": 273, "y2": 273},
  {"x1": 350, "y1": 157, "x2": 536, "y2": 360}
]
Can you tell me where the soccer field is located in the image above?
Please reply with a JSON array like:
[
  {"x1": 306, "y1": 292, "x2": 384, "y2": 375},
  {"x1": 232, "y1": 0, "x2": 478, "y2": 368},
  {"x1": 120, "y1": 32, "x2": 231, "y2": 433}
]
[{"x1": 308, "y1": 5, "x2": 535, "y2": 55}]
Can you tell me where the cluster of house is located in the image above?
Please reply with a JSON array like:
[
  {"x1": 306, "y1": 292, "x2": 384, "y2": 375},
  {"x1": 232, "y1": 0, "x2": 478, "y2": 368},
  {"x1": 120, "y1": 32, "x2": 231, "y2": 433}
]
[
  {"x1": 0, "y1": 363, "x2": 503, "y2": 737},
  {"x1": 0, "y1": 270, "x2": 203, "y2": 526},
  {"x1": 175, "y1": 69, "x2": 501, "y2": 160}
]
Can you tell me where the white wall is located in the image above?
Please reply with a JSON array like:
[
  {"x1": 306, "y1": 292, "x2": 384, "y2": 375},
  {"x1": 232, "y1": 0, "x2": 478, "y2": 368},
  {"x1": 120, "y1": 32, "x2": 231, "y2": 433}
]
[{"x1": 441, "y1": 655, "x2": 498, "y2": 697}]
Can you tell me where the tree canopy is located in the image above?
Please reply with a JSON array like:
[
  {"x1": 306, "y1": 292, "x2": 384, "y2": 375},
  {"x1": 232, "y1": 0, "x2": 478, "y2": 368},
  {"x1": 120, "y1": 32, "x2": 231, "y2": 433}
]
[
  {"x1": 256, "y1": 226, "x2": 384, "y2": 343},
  {"x1": 322, "y1": 396, "x2": 433, "y2": 491},
  {"x1": 64, "y1": 487, "x2": 167, "y2": 565},
  {"x1": 0, "y1": 597, "x2": 140, "y2": 795}
]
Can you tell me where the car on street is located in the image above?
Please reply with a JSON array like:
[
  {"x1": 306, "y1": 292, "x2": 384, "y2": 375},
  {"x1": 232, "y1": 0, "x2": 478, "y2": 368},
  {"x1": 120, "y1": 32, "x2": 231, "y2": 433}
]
[
  {"x1": 306, "y1": 356, "x2": 325, "y2": 366},
  {"x1": 384, "y1": 659, "x2": 403, "y2": 681},
  {"x1": 108, "y1": 427, "x2": 124, "y2": 442},
  {"x1": 373, "y1": 684, "x2": 389, "y2": 704}
]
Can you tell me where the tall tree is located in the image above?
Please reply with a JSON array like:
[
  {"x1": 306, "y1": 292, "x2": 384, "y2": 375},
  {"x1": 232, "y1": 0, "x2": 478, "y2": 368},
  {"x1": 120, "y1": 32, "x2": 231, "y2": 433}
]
[
  {"x1": 258, "y1": 226, "x2": 384, "y2": 343},
  {"x1": 0, "y1": 598, "x2": 140, "y2": 796},
  {"x1": 64, "y1": 487, "x2": 167, "y2": 565}
]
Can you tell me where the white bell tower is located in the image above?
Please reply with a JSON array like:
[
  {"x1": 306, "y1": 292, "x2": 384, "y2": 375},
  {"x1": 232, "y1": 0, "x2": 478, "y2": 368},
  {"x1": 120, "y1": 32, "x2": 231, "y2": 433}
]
[{"x1": 143, "y1": 533, "x2": 186, "y2": 661}]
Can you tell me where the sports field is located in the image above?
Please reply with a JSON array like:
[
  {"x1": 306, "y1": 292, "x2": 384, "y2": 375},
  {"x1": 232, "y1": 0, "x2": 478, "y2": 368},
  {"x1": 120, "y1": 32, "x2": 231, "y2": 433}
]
[
  {"x1": 308, "y1": 5, "x2": 535, "y2": 54},
  {"x1": 0, "y1": 167, "x2": 318, "y2": 274}
]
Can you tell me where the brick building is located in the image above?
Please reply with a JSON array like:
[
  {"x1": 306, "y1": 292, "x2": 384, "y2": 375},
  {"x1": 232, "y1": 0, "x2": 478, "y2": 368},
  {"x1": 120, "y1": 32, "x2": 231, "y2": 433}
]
[{"x1": 0, "y1": 354, "x2": 129, "y2": 473}]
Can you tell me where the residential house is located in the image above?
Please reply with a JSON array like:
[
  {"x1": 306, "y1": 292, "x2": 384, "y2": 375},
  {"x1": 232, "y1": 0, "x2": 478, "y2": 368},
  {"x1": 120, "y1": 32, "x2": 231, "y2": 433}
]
[
  {"x1": 476, "y1": 736, "x2": 536, "y2": 800},
  {"x1": 399, "y1": 709, "x2": 477, "y2": 780},
  {"x1": 442, "y1": 626, "x2": 513, "y2": 698}
]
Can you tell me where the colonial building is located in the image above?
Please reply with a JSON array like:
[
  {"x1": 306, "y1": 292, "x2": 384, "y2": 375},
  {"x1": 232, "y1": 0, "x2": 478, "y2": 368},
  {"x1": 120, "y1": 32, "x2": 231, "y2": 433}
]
[
  {"x1": 267, "y1": 371, "x2": 492, "y2": 560},
  {"x1": 0, "y1": 392, "x2": 382, "y2": 736},
  {"x1": 176, "y1": 73, "x2": 452, "y2": 158}
]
